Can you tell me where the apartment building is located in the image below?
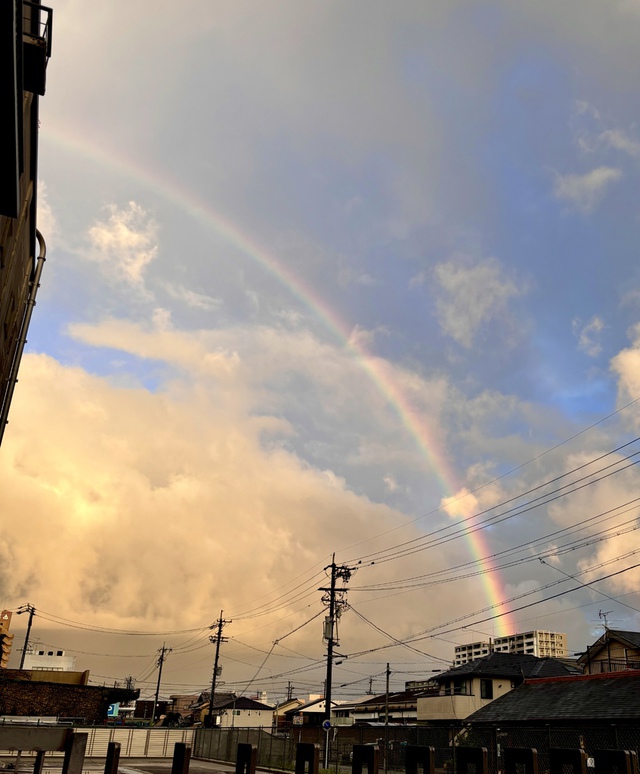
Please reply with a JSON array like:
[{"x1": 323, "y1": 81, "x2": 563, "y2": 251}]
[
  {"x1": 0, "y1": 0, "x2": 52, "y2": 444},
  {"x1": 455, "y1": 630, "x2": 567, "y2": 665}
]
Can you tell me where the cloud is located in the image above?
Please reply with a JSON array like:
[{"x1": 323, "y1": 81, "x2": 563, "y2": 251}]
[
  {"x1": 383, "y1": 475, "x2": 399, "y2": 493},
  {"x1": 0, "y1": 352, "x2": 401, "y2": 622},
  {"x1": 573, "y1": 316, "x2": 605, "y2": 357},
  {"x1": 553, "y1": 167, "x2": 622, "y2": 212},
  {"x1": 441, "y1": 488, "x2": 480, "y2": 520},
  {"x1": 0, "y1": 341, "x2": 504, "y2": 683},
  {"x1": 161, "y1": 282, "x2": 221, "y2": 311},
  {"x1": 599, "y1": 129, "x2": 640, "y2": 158},
  {"x1": 611, "y1": 325, "x2": 640, "y2": 418},
  {"x1": 36, "y1": 181, "x2": 58, "y2": 250},
  {"x1": 86, "y1": 202, "x2": 158, "y2": 287},
  {"x1": 433, "y1": 256, "x2": 523, "y2": 348}
]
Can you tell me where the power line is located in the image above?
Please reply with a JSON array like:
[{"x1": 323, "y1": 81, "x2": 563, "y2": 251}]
[
  {"x1": 347, "y1": 440, "x2": 640, "y2": 567},
  {"x1": 337, "y1": 399, "x2": 640, "y2": 557}
]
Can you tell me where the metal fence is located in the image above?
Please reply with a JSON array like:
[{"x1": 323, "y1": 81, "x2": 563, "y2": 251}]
[
  {"x1": 5, "y1": 727, "x2": 196, "y2": 758},
  {"x1": 194, "y1": 725, "x2": 640, "y2": 773}
]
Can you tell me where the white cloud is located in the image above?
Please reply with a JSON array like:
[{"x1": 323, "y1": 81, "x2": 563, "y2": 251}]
[
  {"x1": 86, "y1": 201, "x2": 158, "y2": 287},
  {"x1": 36, "y1": 181, "x2": 58, "y2": 250},
  {"x1": 161, "y1": 282, "x2": 221, "y2": 311},
  {"x1": 441, "y1": 488, "x2": 479, "y2": 520},
  {"x1": 599, "y1": 129, "x2": 640, "y2": 158},
  {"x1": 348, "y1": 325, "x2": 389, "y2": 350},
  {"x1": 433, "y1": 256, "x2": 522, "y2": 348},
  {"x1": 611, "y1": 324, "x2": 640, "y2": 418},
  {"x1": 573, "y1": 316, "x2": 605, "y2": 357},
  {"x1": 0, "y1": 341, "x2": 496, "y2": 676},
  {"x1": 383, "y1": 475, "x2": 399, "y2": 493},
  {"x1": 553, "y1": 167, "x2": 622, "y2": 212}
]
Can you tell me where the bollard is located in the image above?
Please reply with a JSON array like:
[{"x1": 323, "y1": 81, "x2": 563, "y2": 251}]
[
  {"x1": 236, "y1": 743, "x2": 258, "y2": 774},
  {"x1": 406, "y1": 746, "x2": 435, "y2": 774},
  {"x1": 504, "y1": 748, "x2": 539, "y2": 774},
  {"x1": 593, "y1": 750, "x2": 639, "y2": 774},
  {"x1": 296, "y1": 743, "x2": 320, "y2": 774},
  {"x1": 455, "y1": 747, "x2": 488, "y2": 774},
  {"x1": 105, "y1": 742, "x2": 121, "y2": 774},
  {"x1": 549, "y1": 749, "x2": 587, "y2": 774},
  {"x1": 171, "y1": 743, "x2": 191, "y2": 774},
  {"x1": 352, "y1": 744, "x2": 380, "y2": 774},
  {"x1": 61, "y1": 732, "x2": 88, "y2": 774}
]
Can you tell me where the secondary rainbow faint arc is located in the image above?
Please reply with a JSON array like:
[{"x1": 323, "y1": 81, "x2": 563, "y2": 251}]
[{"x1": 43, "y1": 124, "x2": 514, "y2": 637}]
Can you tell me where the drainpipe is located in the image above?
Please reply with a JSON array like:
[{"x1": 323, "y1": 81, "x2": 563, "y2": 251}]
[{"x1": 0, "y1": 230, "x2": 46, "y2": 446}]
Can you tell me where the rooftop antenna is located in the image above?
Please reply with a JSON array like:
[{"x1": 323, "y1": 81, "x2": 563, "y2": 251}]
[{"x1": 598, "y1": 609, "x2": 612, "y2": 629}]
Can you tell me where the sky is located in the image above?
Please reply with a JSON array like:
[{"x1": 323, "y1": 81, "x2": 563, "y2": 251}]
[{"x1": 3, "y1": 0, "x2": 640, "y2": 703}]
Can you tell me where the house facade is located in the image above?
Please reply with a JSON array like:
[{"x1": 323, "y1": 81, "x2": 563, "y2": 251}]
[
  {"x1": 214, "y1": 696, "x2": 273, "y2": 728},
  {"x1": 418, "y1": 652, "x2": 581, "y2": 723},
  {"x1": 578, "y1": 629, "x2": 640, "y2": 674}
]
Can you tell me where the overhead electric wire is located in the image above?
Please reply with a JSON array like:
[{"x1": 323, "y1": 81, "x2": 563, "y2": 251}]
[
  {"x1": 538, "y1": 558, "x2": 640, "y2": 614},
  {"x1": 351, "y1": 495, "x2": 640, "y2": 591},
  {"x1": 349, "y1": 443, "x2": 640, "y2": 567},
  {"x1": 350, "y1": 607, "x2": 450, "y2": 662},
  {"x1": 344, "y1": 555, "x2": 640, "y2": 660},
  {"x1": 338, "y1": 398, "x2": 640, "y2": 557},
  {"x1": 35, "y1": 643, "x2": 154, "y2": 659},
  {"x1": 228, "y1": 564, "x2": 329, "y2": 618},
  {"x1": 351, "y1": 499, "x2": 640, "y2": 593},
  {"x1": 234, "y1": 608, "x2": 326, "y2": 697},
  {"x1": 35, "y1": 608, "x2": 208, "y2": 636}
]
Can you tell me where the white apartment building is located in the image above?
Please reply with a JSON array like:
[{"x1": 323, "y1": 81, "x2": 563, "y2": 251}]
[
  {"x1": 23, "y1": 649, "x2": 77, "y2": 671},
  {"x1": 454, "y1": 630, "x2": 567, "y2": 665}
]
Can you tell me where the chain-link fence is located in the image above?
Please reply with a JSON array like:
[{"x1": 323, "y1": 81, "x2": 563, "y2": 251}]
[{"x1": 194, "y1": 725, "x2": 640, "y2": 773}]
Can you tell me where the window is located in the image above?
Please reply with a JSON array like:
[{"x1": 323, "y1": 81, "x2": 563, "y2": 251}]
[{"x1": 480, "y1": 679, "x2": 493, "y2": 699}]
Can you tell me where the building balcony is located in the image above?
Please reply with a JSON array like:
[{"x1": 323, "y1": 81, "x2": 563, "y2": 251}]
[
  {"x1": 22, "y1": 1, "x2": 53, "y2": 95},
  {"x1": 590, "y1": 659, "x2": 640, "y2": 673}
]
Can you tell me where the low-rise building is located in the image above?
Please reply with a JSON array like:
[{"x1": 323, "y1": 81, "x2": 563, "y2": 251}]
[
  {"x1": 0, "y1": 673, "x2": 137, "y2": 722},
  {"x1": 466, "y1": 671, "x2": 640, "y2": 727},
  {"x1": 578, "y1": 629, "x2": 640, "y2": 674},
  {"x1": 24, "y1": 649, "x2": 77, "y2": 672},
  {"x1": 214, "y1": 696, "x2": 273, "y2": 728},
  {"x1": 418, "y1": 652, "x2": 581, "y2": 723}
]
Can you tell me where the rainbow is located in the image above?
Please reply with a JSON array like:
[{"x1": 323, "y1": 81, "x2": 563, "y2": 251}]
[{"x1": 41, "y1": 122, "x2": 514, "y2": 637}]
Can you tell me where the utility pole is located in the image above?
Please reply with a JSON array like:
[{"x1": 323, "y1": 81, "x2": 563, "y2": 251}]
[
  {"x1": 286, "y1": 681, "x2": 293, "y2": 701},
  {"x1": 319, "y1": 555, "x2": 354, "y2": 769},
  {"x1": 151, "y1": 643, "x2": 172, "y2": 725},
  {"x1": 384, "y1": 663, "x2": 391, "y2": 774},
  {"x1": 17, "y1": 603, "x2": 35, "y2": 669},
  {"x1": 207, "y1": 611, "x2": 230, "y2": 728}
]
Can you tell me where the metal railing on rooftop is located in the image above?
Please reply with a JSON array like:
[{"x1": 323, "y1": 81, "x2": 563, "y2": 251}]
[{"x1": 23, "y1": 1, "x2": 53, "y2": 58}]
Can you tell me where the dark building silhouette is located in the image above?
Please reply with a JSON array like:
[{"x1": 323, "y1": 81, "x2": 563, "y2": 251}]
[{"x1": 0, "y1": 0, "x2": 52, "y2": 444}]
